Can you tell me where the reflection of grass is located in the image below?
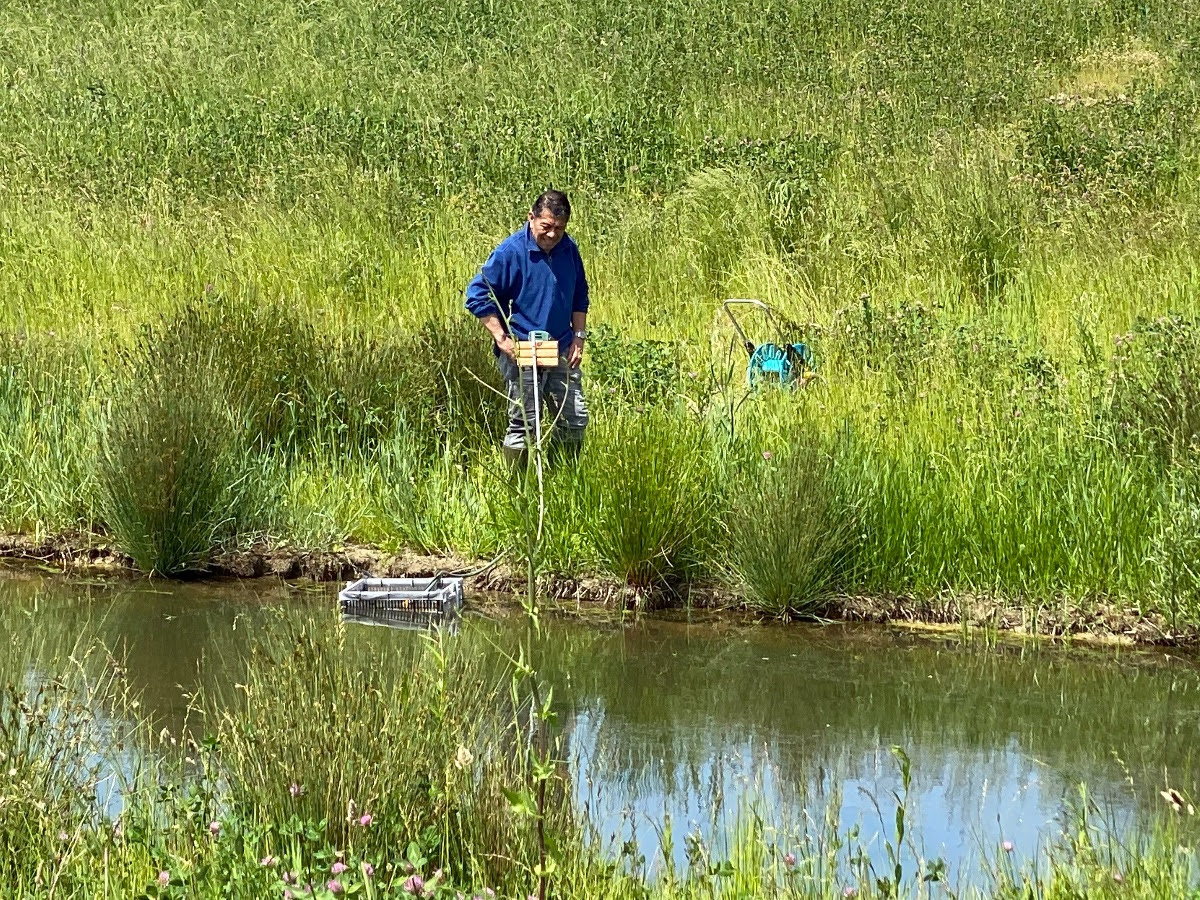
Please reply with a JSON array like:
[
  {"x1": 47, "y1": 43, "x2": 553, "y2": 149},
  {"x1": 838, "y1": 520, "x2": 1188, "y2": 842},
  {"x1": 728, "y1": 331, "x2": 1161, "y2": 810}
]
[{"x1": 542, "y1": 620, "x2": 1194, "y2": 789}]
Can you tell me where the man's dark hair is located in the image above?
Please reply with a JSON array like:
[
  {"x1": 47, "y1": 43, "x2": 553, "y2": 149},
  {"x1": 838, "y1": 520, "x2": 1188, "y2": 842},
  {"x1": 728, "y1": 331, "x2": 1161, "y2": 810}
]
[{"x1": 531, "y1": 190, "x2": 571, "y2": 221}]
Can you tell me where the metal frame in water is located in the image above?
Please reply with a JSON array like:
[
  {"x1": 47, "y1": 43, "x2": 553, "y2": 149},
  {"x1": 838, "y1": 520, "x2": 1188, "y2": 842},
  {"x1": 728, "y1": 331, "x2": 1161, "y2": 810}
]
[{"x1": 338, "y1": 576, "x2": 464, "y2": 632}]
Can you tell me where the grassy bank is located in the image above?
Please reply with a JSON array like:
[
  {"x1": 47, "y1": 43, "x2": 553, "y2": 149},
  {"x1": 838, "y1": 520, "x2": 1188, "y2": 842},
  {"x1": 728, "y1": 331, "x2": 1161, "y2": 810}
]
[{"x1": 1, "y1": 0, "x2": 1199, "y2": 620}]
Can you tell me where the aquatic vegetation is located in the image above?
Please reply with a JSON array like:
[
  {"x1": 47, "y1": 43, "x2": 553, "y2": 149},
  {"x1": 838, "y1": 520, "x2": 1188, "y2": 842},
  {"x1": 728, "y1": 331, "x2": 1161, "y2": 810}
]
[{"x1": 209, "y1": 622, "x2": 568, "y2": 893}]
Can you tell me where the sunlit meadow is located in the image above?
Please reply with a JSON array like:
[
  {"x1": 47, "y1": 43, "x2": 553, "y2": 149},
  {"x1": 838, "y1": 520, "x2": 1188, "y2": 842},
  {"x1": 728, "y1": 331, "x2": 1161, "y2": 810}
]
[{"x1": 0, "y1": 0, "x2": 1197, "y2": 617}]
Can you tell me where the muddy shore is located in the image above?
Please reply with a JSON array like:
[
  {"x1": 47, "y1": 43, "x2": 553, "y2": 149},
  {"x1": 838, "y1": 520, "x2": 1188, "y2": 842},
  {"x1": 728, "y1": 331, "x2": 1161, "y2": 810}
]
[{"x1": 1, "y1": 531, "x2": 1192, "y2": 647}]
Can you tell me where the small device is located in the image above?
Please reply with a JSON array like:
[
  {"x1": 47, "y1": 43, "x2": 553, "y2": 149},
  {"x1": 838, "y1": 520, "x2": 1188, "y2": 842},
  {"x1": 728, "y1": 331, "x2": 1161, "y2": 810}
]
[{"x1": 721, "y1": 299, "x2": 815, "y2": 388}]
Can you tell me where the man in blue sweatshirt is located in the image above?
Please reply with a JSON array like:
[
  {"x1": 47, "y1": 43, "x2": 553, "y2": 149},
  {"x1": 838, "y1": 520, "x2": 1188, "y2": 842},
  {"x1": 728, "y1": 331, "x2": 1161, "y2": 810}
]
[{"x1": 465, "y1": 190, "x2": 589, "y2": 467}]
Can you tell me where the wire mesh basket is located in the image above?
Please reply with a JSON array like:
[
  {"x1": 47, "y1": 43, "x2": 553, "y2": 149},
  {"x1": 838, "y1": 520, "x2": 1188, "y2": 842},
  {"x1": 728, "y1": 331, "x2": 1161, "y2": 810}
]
[{"x1": 338, "y1": 576, "x2": 464, "y2": 631}]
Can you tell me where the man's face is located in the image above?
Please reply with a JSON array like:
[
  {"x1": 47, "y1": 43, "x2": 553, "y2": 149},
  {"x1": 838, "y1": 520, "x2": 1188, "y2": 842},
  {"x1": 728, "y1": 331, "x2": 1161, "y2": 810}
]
[{"x1": 528, "y1": 210, "x2": 568, "y2": 253}]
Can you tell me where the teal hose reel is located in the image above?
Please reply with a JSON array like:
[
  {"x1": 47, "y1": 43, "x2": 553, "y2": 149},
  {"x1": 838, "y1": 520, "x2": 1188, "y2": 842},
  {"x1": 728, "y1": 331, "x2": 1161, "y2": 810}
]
[{"x1": 722, "y1": 299, "x2": 815, "y2": 388}]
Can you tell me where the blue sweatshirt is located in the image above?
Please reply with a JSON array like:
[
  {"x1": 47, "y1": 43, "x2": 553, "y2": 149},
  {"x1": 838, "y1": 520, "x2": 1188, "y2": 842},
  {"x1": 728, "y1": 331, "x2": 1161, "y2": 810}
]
[{"x1": 465, "y1": 224, "x2": 589, "y2": 354}]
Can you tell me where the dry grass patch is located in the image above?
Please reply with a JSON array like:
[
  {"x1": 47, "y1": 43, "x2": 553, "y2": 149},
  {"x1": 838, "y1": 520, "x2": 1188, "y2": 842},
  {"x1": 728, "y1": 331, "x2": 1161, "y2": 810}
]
[{"x1": 1051, "y1": 39, "x2": 1171, "y2": 106}]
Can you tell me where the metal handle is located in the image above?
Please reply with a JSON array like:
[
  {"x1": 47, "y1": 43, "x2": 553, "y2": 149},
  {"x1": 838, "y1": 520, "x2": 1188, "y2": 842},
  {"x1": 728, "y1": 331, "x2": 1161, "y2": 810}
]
[{"x1": 722, "y1": 299, "x2": 781, "y2": 357}]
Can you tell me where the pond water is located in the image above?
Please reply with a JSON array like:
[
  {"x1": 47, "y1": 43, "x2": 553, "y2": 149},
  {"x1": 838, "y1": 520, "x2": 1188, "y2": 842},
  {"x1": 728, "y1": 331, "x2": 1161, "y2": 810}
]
[{"x1": 3, "y1": 565, "x2": 1199, "y2": 884}]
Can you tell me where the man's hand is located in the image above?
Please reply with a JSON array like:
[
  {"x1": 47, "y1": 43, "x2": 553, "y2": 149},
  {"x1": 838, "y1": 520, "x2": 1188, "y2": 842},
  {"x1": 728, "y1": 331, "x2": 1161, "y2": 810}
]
[
  {"x1": 480, "y1": 314, "x2": 516, "y2": 361},
  {"x1": 496, "y1": 334, "x2": 517, "y2": 362},
  {"x1": 567, "y1": 336, "x2": 584, "y2": 368}
]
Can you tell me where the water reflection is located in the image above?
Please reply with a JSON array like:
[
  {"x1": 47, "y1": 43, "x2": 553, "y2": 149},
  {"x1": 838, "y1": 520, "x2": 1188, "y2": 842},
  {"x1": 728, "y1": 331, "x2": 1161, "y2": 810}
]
[
  {"x1": 534, "y1": 619, "x2": 1200, "y2": 869},
  {"x1": 1, "y1": 565, "x2": 1197, "y2": 882}
]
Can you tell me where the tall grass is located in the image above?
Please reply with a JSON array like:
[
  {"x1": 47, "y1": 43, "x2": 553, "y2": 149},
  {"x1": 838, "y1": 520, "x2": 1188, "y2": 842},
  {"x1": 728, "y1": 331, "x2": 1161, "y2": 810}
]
[
  {"x1": 0, "y1": 340, "x2": 97, "y2": 533},
  {"x1": 727, "y1": 437, "x2": 858, "y2": 618},
  {"x1": 582, "y1": 407, "x2": 717, "y2": 592},
  {"x1": 0, "y1": 624, "x2": 137, "y2": 894},
  {"x1": 0, "y1": 0, "x2": 1197, "y2": 620},
  {"x1": 210, "y1": 621, "x2": 568, "y2": 893},
  {"x1": 1110, "y1": 313, "x2": 1200, "y2": 466},
  {"x1": 98, "y1": 315, "x2": 251, "y2": 574}
]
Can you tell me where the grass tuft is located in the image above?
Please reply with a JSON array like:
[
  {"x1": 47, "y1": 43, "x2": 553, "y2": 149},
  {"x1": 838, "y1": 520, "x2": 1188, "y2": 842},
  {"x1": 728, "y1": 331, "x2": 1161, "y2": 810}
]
[
  {"x1": 728, "y1": 438, "x2": 858, "y2": 618},
  {"x1": 98, "y1": 315, "x2": 251, "y2": 574},
  {"x1": 583, "y1": 407, "x2": 716, "y2": 591}
]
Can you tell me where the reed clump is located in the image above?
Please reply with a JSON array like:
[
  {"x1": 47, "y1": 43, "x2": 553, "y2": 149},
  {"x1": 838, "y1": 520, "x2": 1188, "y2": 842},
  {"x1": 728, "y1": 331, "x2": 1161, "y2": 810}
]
[
  {"x1": 727, "y1": 437, "x2": 858, "y2": 619},
  {"x1": 98, "y1": 320, "x2": 250, "y2": 575},
  {"x1": 167, "y1": 293, "x2": 326, "y2": 451},
  {"x1": 583, "y1": 407, "x2": 717, "y2": 592}
]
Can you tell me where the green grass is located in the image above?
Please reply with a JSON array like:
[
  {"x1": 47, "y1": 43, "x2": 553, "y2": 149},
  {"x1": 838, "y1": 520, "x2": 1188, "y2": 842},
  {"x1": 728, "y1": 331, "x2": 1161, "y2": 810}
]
[
  {"x1": 581, "y1": 406, "x2": 718, "y2": 591},
  {"x1": 97, "y1": 314, "x2": 254, "y2": 574},
  {"x1": 0, "y1": 0, "x2": 1198, "y2": 618},
  {"x1": 726, "y1": 433, "x2": 858, "y2": 618},
  {"x1": 207, "y1": 623, "x2": 571, "y2": 894}
]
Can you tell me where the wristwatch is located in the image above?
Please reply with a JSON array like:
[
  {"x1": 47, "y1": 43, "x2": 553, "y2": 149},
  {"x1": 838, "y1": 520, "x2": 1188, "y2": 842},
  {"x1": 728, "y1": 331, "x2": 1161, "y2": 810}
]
[{"x1": 573, "y1": 330, "x2": 588, "y2": 341}]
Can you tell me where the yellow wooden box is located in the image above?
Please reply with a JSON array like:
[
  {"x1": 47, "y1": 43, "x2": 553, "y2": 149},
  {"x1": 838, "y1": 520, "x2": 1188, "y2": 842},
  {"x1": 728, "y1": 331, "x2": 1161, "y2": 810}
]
[{"x1": 516, "y1": 339, "x2": 561, "y2": 368}]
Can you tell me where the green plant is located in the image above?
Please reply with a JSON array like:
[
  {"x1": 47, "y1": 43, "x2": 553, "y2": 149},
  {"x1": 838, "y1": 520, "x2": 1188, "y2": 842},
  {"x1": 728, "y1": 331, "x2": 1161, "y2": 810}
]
[
  {"x1": 1110, "y1": 313, "x2": 1200, "y2": 467},
  {"x1": 314, "y1": 316, "x2": 503, "y2": 456},
  {"x1": 97, "y1": 319, "x2": 251, "y2": 574},
  {"x1": 1152, "y1": 463, "x2": 1200, "y2": 632},
  {"x1": 953, "y1": 177, "x2": 1025, "y2": 307},
  {"x1": 406, "y1": 316, "x2": 506, "y2": 447},
  {"x1": 582, "y1": 406, "x2": 716, "y2": 592},
  {"x1": 587, "y1": 323, "x2": 680, "y2": 406},
  {"x1": 0, "y1": 0, "x2": 1197, "y2": 614},
  {"x1": 0, "y1": 336, "x2": 97, "y2": 531},
  {"x1": 133, "y1": 295, "x2": 324, "y2": 452},
  {"x1": 1022, "y1": 87, "x2": 1190, "y2": 203},
  {"x1": 211, "y1": 619, "x2": 567, "y2": 894},
  {"x1": 831, "y1": 295, "x2": 944, "y2": 376},
  {"x1": 727, "y1": 438, "x2": 857, "y2": 618}
]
